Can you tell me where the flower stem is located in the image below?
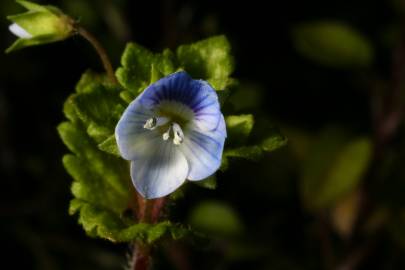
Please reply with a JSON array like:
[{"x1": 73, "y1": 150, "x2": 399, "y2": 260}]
[
  {"x1": 151, "y1": 197, "x2": 166, "y2": 223},
  {"x1": 131, "y1": 197, "x2": 167, "y2": 270},
  {"x1": 131, "y1": 245, "x2": 150, "y2": 270},
  {"x1": 76, "y1": 26, "x2": 118, "y2": 84}
]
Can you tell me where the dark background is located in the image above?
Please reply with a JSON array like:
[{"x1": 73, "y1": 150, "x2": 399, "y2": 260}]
[{"x1": 1, "y1": 0, "x2": 404, "y2": 269}]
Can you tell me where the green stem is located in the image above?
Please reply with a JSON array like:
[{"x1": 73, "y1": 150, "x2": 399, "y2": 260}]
[{"x1": 76, "y1": 26, "x2": 118, "y2": 84}]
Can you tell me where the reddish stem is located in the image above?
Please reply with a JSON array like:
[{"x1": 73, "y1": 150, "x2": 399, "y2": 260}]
[
  {"x1": 136, "y1": 192, "x2": 147, "y2": 222},
  {"x1": 150, "y1": 197, "x2": 166, "y2": 223},
  {"x1": 132, "y1": 245, "x2": 150, "y2": 270}
]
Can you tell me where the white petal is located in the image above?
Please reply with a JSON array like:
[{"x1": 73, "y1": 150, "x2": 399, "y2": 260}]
[
  {"x1": 9, "y1": 23, "x2": 32, "y2": 39},
  {"x1": 131, "y1": 141, "x2": 189, "y2": 199},
  {"x1": 115, "y1": 100, "x2": 155, "y2": 160},
  {"x1": 180, "y1": 127, "x2": 225, "y2": 181}
]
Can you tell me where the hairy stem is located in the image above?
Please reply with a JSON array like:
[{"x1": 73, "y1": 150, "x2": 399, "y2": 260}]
[{"x1": 76, "y1": 26, "x2": 118, "y2": 84}]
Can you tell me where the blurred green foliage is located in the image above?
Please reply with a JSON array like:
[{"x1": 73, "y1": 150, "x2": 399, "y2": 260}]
[{"x1": 292, "y1": 21, "x2": 374, "y2": 68}]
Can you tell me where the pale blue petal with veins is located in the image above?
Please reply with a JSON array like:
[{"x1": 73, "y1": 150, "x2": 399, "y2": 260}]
[{"x1": 115, "y1": 71, "x2": 227, "y2": 199}]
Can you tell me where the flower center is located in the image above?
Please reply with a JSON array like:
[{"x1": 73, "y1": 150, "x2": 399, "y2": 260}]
[{"x1": 143, "y1": 116, "x2": 185, "y2": 145}]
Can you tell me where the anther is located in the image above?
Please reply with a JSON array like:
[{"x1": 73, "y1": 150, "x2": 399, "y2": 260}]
[
  {"x1": 143, "y1": 116, "x2": 169, "y2": 130},
  {"x1": 143, "y1": 117, "x2": 157, "y2": 130},
  {"x1": 172, "y1": 123, "x2": 184, "y2": 145},
  {"x1": 162, "y1": 126, "x2": 171, "y2": 141}
]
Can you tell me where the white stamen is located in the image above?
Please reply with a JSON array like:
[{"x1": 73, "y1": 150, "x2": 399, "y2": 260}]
[
  {"x1": 143, "y1": 116, "x2": 169, "y2": 130},
  {"x1": 9, "y1": 23, "x2": 32, "y2": 39},
  {"x1": 143, "y1": 117, "x2": 157, "y2": 129},
  {"x1": 162, "y1": 126, "x2": 171, "y2": 141},
  {"x1": 172, "y1": 123, "x2": 184, "y2": 145}
]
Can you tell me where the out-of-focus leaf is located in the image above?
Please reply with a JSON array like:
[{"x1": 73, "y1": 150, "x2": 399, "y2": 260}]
[
  {"x1": 261, "y1": 132, "x2": 288, "y2": 152},
  {"x1": 331, "y1": 189, "x2": 361, "y2": 239},
  {"x1": 189, "y1": 200, "x2": 243, "y2": 238},
  {"x1": 193, "y1": 175, "x2": 217, "y2": 190},
  {"x1": 226, "y1": 114, "x2": 254, "y2": 144},
  {"x1": 221, "y1": 129, "x2": 287, "y2": 171},
  {"x1": 228, "y1": 82, "x2": 263, "y2": 111},
  {"x1": 98, "y1": 135, "x2": 120, "y2": 157},
  {"x1": 301, "y1": 129, "x2": 372, "y2": 211},
  {"x1": 292, "y1": 21, "x2": 374, "y2": 68}
]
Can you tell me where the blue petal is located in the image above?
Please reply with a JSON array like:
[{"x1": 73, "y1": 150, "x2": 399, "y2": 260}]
[
  {"x1": 131, "y1": 141, "x2": 189, "y2": 199},
  {"x1": 115, "y1": 99, "x2": 155, "y2": 160},
  {"x1": 180, "y1": 114, "x2": 226, "y2": 181},
  {"x1": 139, "y1": 71, "x2": 222, "y2": 131}
]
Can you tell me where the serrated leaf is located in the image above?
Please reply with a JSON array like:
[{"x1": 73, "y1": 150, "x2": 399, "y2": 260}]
[
  {"x1": 71, "y1": 85, "x2": 124, "y2": 142},
  {"x1": 58, "y1": 122, "x2": 130, "y2": 213},
  {"x1": 226, "y1": 114, "x2": 254, "y2": 145},
  {"x1": 292, "y1": 22, "x2": 374, "y2": 68},
  {"x1": 76, "y1": 70, "x2": 109, "y2": 93},
  {"x1": 176, "y1": 35, "x2": 234, "y2": 90},
  {"x1": 98, "y1": 135, "x2": 120, "y2": 157},
  {"x1": 301, "y1": 130, "x2": 372, "y2": 211},
  {"x1": 70, "y1": 199, "x2": 193, "y2": 244},
  {"x1": 116, "y1": 43, "x2": 175, "y2": 95}
]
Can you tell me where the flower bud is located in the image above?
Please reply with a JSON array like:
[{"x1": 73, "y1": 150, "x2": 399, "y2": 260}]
[{"x1": 6, "y1": 0, "x2": 75, "y2": 53}]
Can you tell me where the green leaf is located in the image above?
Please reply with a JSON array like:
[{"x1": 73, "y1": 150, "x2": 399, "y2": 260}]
[
  {"x1": 58, "y1": 122, "x2": 130, "y2": 213},
  {"x1": 301, "y1": 129, "x2": 372, "y2": 211},
  {"x1": 75, "y1": 70, "x2": 110, "y2": 93},
  {"x1": 116, "y1": 43, "x2": 175, "y2": 95},
  {"x1": 226, "y1": 114, "x2": 254, "y2": 145},
  {"x1": 225, "y1": 145, "x2": 263, "y2": 161},
  {"x1": 70, "y1": 199, "x2": 192, "y2": 244},
  {"x1": 16, "y1": 0, "x2": 48, "y2": 12},
  {"x1": 70, "y1": 84, "x2": 124, "y2": 142},
  {"x1": 261, "y1": 132, "x2": 288, "y2": 152},
  {"x1": 176, "y1": 35, "x2": 234, "y2": 90},
  {"x1": 221, "y1": 128, "x2": 287, "y2": 171},
  {"x1": 292, "y1": 21, "x2": 374, "y2": 68},
  {"x1": 98, "y1": 135, "x2": 120, "y2": 157},
  {"x1": 221, "y1": 145, "x2": 263, "y2": 171},
  {"x1": 189, "y1": 200, "x2": 243, "y2": 238},
  {"x1": 193, "y1": 175, "x2": 217, "y2": 190}
]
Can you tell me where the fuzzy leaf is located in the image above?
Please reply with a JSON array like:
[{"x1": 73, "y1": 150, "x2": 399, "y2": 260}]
[
  {"x1": 176, "y1": 35, "x2": 234, "y2": 90},
  {"x1": 69, "y1": 199, "x2": 192, "y2": 244},
  {"x1": 116, "y1": 43, "x2": 175, "y2": 95}
]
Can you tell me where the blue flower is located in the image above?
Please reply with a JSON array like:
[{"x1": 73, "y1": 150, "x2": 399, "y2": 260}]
[{"x1": 115, "y1": 71, "x2": 227, "y2": 199}]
